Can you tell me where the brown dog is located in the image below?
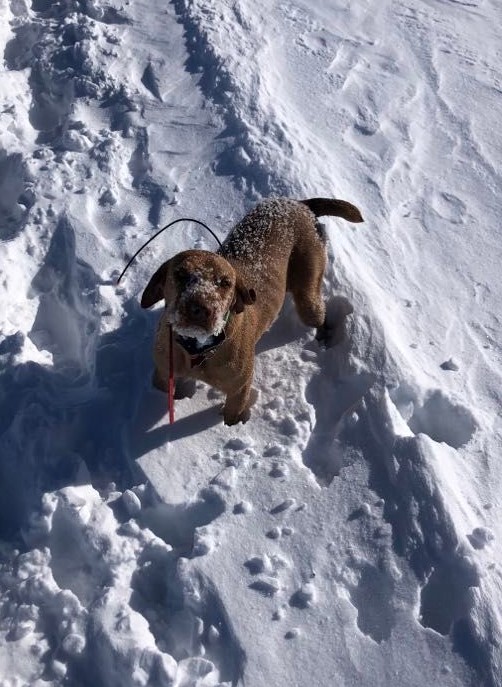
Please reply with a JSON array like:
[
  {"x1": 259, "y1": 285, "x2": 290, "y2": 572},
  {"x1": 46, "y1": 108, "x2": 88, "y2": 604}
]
[{"x1": 141, "y1": 197, "x2": 363, "y2": 425}]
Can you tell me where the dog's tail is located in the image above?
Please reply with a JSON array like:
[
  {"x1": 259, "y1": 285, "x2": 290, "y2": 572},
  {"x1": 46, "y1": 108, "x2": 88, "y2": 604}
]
[{"x1": 300, "y1": 198, "x2": 364, "y2": 223}]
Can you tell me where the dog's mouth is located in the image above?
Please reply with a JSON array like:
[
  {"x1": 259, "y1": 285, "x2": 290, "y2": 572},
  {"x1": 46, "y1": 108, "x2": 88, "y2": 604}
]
[
  {"x1": 174, "y1": 328, "x2": 226, "y2": 355},
  {"x1": 172, "y1": 322, "x2": 221, "y2": 346},
  {"x1": 168, "y1": 308, "x2": 228, "y2": 348}
]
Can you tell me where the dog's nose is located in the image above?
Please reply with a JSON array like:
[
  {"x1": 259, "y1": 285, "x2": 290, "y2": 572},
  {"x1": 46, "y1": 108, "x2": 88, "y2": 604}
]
[{"x1": 187, "y1": 301, "x2": 209, "y2": 323}]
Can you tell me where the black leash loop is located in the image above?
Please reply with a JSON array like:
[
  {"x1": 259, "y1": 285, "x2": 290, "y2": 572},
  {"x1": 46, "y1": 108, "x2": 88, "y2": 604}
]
[{"x1": 116, "y1": 217, "x2": 223, "y2": 284}]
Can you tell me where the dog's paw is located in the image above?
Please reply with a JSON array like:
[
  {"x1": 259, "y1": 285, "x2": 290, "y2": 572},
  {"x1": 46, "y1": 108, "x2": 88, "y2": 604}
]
[
  {"x1": 316, "y1": 320, "x2": 347, "y2": 348},
  {"x1": 316, "y1": 297, "x2": 354, "y2": 348},
  {"x1": 174, "y1": 377, "x2": 197, "y2": 400},
  {"x1": 224, "y1": 409, "x2": 251, "y2": 426},
  {"x1": 223, "y1": 404, "x2": 252, "y2": 425},
  {"x1": 223, "y1": 388, "x2": 258, "y2": 426},
  {"x1": 315, "y1": 321, "x2": 333, "y2": 348}
]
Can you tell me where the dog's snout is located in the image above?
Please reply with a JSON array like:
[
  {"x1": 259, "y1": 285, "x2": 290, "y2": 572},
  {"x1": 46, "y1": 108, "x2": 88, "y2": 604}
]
[{"x1": 187, "y1": 300, "x2": 210, "y2": 323}]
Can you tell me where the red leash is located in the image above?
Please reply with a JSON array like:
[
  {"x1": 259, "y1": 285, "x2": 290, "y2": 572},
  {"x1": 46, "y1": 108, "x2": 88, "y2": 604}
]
[{"x1": 168, "y1": 324, "x2": 175, "y2": 424}]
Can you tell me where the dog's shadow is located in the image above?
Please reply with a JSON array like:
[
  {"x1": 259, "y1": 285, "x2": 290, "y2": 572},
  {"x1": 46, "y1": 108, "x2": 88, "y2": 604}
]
[
  {"x1": 0, "y1": 297, "x2": 167, "y2": 536},
  {"x1": 130, "y1": 388, "x2": 222, "y2": 461},
  {"x1": 257, "y1": 293, "x2": 354, "y2": 354},
  {"x1": 256, "y1": 294, "x2": 306, "y2": 354}
]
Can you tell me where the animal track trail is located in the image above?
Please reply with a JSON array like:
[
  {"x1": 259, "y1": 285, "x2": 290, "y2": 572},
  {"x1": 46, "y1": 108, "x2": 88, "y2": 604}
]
[
  {"x1": 349, "y1": 388, "x2": 495, "y2": 677},
  {"x1": 347, "y1": 562, "x2": 397, "y2": 643},
  {"x1": 2, "y1": 0, "x2": 155, "y2": 259},
  {"x1": 391, "y1": 385, "x2": 478, "y2": 449},
  {"x1": 245, "y1": 551, "x2": 291, "y2": 598},
  {"x1": 130, "y1": 415, "x2": 253, "y2": 684},
  {"x1": 131, "y1": 554, "x2": 244, "y2": 685},
  {"x1": 127, "y1": 126, "x2": 170, "y2": 227},
  {"x1": 5, "y1": 1, "x2": 129, "y2": 142},
  {"x1": 176, "y1": 566, "x2": 246, "y2": 686},
  {"x1": 302, "y1": 328, "x2": 375, "y2": 484}
]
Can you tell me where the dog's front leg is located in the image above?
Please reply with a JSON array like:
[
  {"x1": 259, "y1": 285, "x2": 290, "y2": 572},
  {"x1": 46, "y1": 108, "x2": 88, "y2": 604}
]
[
  {"x1": 223, "y1": 375, "x2": 258, "y2": 426},
  {"x1": 152, "y1": 362, "x2": 195, "y2": 398}
]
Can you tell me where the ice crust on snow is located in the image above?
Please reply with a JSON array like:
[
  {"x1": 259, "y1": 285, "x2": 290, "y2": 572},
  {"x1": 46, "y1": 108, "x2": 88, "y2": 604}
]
[{"x1": 1, "y1": 0, "x2": 502, "y2": 685}]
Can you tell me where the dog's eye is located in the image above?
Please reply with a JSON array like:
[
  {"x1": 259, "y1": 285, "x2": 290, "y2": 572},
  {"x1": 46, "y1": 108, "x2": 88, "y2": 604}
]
[{"x1": 215, "y1": 276, "x2": 232, "y2": 288}]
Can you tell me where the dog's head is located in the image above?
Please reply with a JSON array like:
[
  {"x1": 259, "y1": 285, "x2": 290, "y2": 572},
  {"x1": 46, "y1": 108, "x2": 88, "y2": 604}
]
[{"x1": 141, "y1": 250, "x2": 256, "y2": 341}]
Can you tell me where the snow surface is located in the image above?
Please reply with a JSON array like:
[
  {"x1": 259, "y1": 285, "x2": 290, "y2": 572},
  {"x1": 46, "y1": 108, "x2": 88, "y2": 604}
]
[{"x1": 1, "y1": 0, "x2": 501, "y2": 685}]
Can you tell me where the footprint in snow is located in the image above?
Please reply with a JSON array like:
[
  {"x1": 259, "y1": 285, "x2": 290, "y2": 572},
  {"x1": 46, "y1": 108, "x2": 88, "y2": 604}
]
[
  {"x1": 467, "y1": 527, "x2": 494, "y2": 550},
  {"x1": 266, "y1": 527, "x2": 282, "y2": 540},
  {"x1": 346, "y1": 562, "x2": 397, "y2": 643},
  {"x1": 249, "y1": 576, "x2": 281, "y2": 596},
  {"x1": 245, "y1": 552, "x2": 291, "y2": 598},
  {"x1": 268, "y1": 461, "x2": 289, "y2": 478},
  {"x1": 289, "y1": 582, "x2": 317, "y2": 609},
  {"x1": 245, "y1": 555, "x2": 271, "y2": 575},
  {"x1": 141, "y1": 62, "x2": 163, "y2": 101},
  {"x1": 440, "y1": 357, "x2": 460, "y2": 371},
  {"x1": 270, "y1": 498, "x2": 296, "y2": 514},
  {"x1": 264, "y1": 444, "x2": 284, "y2": 458},
  {"x1": 284, "y1": 628, "x2": 300, "y2": 639},
  {"x1": 233, "y1": 500, "x2": 253, "y2": 515},
  {"x1": 408, "y1": 389, "x2": 477, "y2": 448},
  {"x1": 224, "y1": 437, "x2": 252, "y2": 451},
  {"x1": 278, "y1": 415, "x2": 300, "y2": 436}
]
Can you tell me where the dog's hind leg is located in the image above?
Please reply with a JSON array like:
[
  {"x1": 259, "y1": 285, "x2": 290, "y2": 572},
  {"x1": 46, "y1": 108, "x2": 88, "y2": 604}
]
[
  {"x1": 292, "y1": 290, "x2": 326, "y2": 329},
  {"x1": 316, "y1": 296, "x2": 354, "y2": 347},
  {"x1": 288, "y1": 245, "x2": 327, "y2": 329}
]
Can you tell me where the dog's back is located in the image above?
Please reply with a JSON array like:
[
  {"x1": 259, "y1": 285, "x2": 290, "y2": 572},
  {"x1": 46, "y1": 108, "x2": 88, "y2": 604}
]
[
  {"x1": 220, "y1": 197, "x2": 362, "y2": 336},
  {"x1": 220, "y1": 198, "x2": 311, "y2": 334}
]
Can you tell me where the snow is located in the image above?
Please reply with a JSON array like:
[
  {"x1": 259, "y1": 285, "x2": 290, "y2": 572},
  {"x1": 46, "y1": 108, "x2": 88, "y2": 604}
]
[{"x1": 1, "y1": 0, "x2": 501, "y2": 685}]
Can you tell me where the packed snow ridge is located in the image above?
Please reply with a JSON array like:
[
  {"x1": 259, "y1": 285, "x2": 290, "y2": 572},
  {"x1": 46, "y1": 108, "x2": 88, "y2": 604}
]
[{"x1": 1, "y1": 0, "x2": 502, "y2": 685}]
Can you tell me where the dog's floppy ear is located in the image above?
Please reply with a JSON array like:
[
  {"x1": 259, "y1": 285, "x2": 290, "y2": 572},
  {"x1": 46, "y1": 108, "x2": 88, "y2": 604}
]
[
  {"x1": 141, "y1": 262, "x2": 169, "y2": 309},
  {"x1": 232, "y1": 277, "x2": 256, "y2": 314}
]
